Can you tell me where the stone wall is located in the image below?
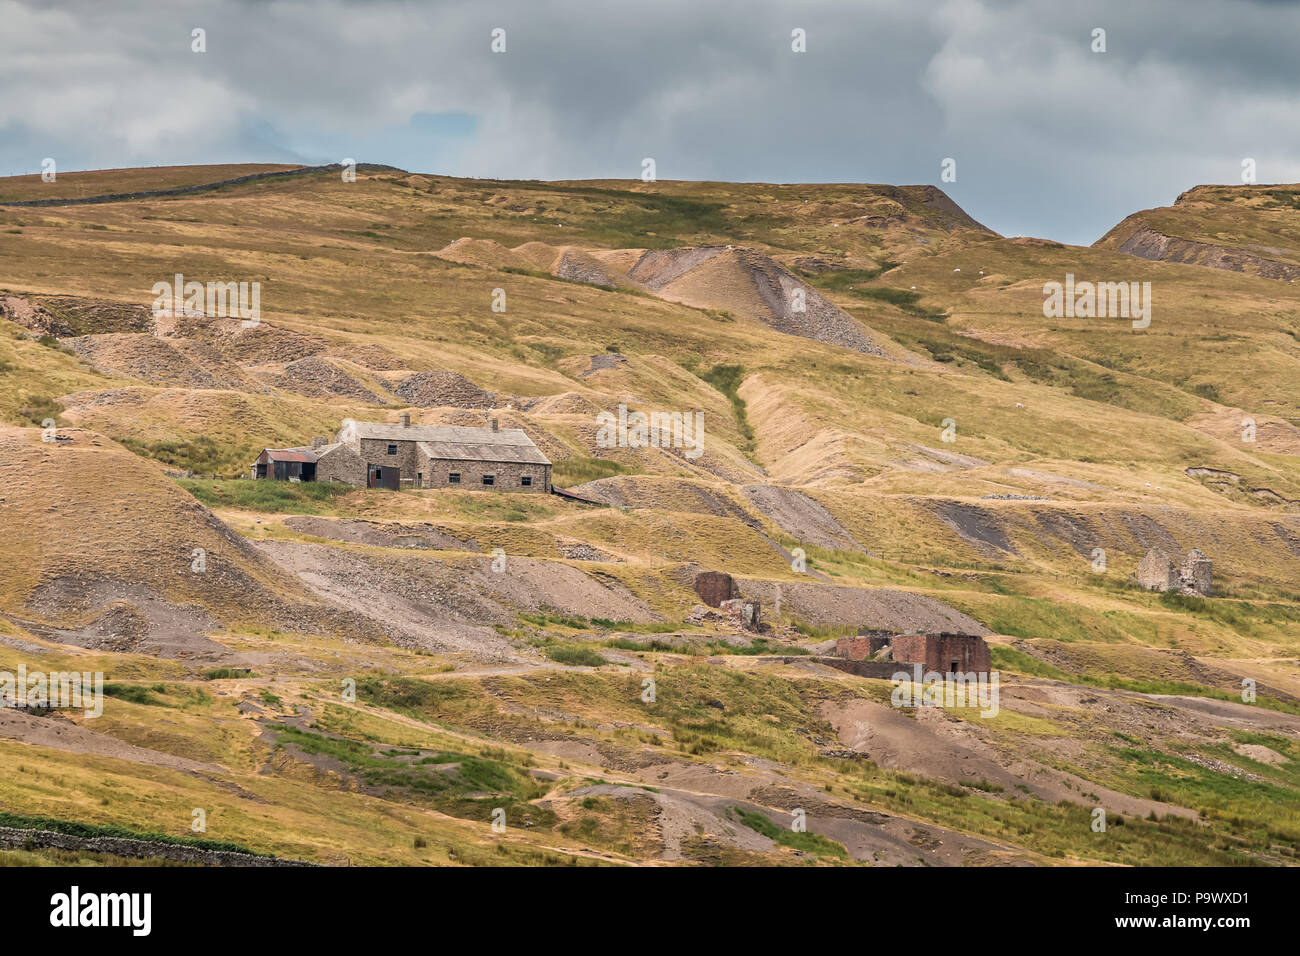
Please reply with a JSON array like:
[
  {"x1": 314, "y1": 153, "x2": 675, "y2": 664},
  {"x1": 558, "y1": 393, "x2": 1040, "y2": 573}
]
[
  {"x1": 357, "y1": 437, "x2": 423, "y2": 487},
  {"x1": 1137, "y1": 548, "x2": 1178, "y2": 591},
  {"x1": 417, "y1": 452, "x2": 550, "y2": 493},
  {"x1": 1182, "y1": 550, "x2": 1213, "y2": 596},
  {"x1": 0, "y1": 826, "x2": 312, "y2": 866},
  {"x1": 808, "y1": 657, "x2": 905, "y2": 680},
  {"x1": 315, "y1": 443, "x2": 366, "y2": 485}
]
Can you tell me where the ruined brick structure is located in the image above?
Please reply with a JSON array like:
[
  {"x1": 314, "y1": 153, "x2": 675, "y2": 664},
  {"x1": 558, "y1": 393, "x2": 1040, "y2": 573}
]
[
  {"x1": 891, "y1": 633, "x2": 991, "y2": 675},
  {"x1": 693, "y1": 571, "x2": 736, "y2": 607},
  {"x1": 837, "y1": 631, "x2": 991, "y2": 675},
  {"x1": 834, "y1": 629, "x2": 897, "y2": 661},
  {"x1": 834, "y1": 636, "x2": 877, "y2": 661}
]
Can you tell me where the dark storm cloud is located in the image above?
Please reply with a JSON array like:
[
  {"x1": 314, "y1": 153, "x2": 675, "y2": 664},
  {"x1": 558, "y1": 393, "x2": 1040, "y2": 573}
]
[{"x1": 2, "y1": 0, "x2": 1298, "y2": 244}]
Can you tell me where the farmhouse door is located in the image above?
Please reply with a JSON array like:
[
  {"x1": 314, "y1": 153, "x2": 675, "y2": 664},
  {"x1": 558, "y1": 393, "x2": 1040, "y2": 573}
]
[{"x1": 369, "y1": 465, "x2": 400, "y2": 490}]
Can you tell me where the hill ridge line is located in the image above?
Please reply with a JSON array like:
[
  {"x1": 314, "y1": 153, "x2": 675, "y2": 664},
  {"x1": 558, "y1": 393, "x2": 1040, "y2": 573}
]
[{"x1": 0, "y1": 163, "x2": 397, "y2": 208}]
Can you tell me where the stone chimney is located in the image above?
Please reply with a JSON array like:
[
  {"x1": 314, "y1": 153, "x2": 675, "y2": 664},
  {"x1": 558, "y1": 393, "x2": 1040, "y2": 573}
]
[
  {"x1": 491, "y1": 418, "x2": 499, "y2": 432},
  {"x1": 310, "y1": 436, "x2": 327, "y2": 449},
  {"x1": 400, "y1": 413, "x2": 410, "y2": 427}
]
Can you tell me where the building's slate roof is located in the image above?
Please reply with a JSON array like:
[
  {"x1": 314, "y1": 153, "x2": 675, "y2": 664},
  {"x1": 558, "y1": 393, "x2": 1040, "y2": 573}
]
[
  {"x1": 416, "y1": 438, "x2": 550, "y2": 465},
  {"x1": 262, "y1": 447, "x2": 319, "y2": 463},
  {"x1": 339, "y1": 419, "x2": 551, "y2": 465}
]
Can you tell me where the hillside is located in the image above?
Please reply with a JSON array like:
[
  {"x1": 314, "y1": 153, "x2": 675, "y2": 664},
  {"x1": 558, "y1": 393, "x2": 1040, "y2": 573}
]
[
  {"x1": 1096, "y1": 183, "x2": 1300, "y2": 280},
  {"x1": 0, "y1": 164, "x2": 1298, "y2": 867}
]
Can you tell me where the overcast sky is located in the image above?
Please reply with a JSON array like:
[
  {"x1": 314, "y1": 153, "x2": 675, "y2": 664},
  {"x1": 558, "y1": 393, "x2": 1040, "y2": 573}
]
[{"x1": 3, "y1": 0, "x2": 1298, "y2": 245}]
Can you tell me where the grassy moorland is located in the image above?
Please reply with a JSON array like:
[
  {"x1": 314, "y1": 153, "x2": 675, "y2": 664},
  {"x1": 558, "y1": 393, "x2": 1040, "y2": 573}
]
[{"x1": 0, "y1": 166, "x2": 1297, "y2": 865}]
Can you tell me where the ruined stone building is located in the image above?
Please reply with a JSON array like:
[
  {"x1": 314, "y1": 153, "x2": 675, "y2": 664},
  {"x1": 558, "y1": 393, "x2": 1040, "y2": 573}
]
[
  {"x1": 252, "y1": 414, "x2": 552, "y2": 492},
  {"x1": 1136, "y1": 547, "x2": 1212, "y2": 596},
  {"x1": 690, "y1": 570, "x2": 761, "y2": 632},
  {"x1": 835, "y1": 631, "x2": 991, "y2": 676},
  {"x1": 1181, "y1": 548, "x2": 1213, "y2": 595},
  {"x1": 1136, "y1": 548, "x2": 1179, "y2": 591}
]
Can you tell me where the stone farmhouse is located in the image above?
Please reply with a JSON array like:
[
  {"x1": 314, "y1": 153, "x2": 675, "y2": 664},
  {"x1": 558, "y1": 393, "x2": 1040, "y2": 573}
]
[{"x1": 252, "y1": 414, "x2": 552, "y2": 492}]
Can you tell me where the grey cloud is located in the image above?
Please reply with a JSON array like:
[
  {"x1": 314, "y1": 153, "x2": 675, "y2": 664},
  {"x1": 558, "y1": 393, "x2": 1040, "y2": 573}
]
[{"x1": 1, "y1": 0, "x2": 1298, "y2": 243}]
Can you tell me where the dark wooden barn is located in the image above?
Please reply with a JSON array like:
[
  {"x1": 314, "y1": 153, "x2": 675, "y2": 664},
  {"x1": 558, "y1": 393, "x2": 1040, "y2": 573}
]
[{"x1": 253, "y1": 448, "x2": 318, "y2": 481}]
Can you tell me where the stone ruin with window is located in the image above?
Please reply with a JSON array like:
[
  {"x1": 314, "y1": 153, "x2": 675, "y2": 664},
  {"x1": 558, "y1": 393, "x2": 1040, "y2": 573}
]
[{"x1": 1136, "y1": 547, "x2": 1212, "y2": 597}]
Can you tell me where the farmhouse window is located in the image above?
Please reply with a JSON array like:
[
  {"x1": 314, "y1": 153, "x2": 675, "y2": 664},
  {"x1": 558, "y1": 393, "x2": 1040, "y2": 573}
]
[
  {"x1": 482, "y1": 474, "x2": 495, "y2": 486},
  {"x1": 449, "y1": 473, "x2": 461, "y2": 484},
  {"x1": 387, "y1": 444, "x2": 398, "y2": 455},
  {"x1": 520, "y1": 476, "x2": 532, "y2": 486}
]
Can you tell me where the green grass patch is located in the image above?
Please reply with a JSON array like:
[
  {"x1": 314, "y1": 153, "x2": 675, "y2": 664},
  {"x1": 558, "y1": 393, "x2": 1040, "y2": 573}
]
[
  {"x1": 101, "y1": 683, "x2": 167, "y2": 706},
  {"x1": 1157, "y1": 591, "x2": 1300, "y2": 633},
  {"x1": 119, "y1": 435, "x2": 229, "y2": 474},
  {"x1": 977, "y1": 594, "x2": 1132, "y2": 643},
  {"x1": 691, "y1": 361, "x2": 755, "y2": 451},
  {"x1": 802, "y1": 264, "x2": 897, "y2": 289},
  {"x1": 202, "y1": 667, "x2": 252, "y2": 680},
  {"x1": 14, "y1": 394, "x2": 63, "y2": 426},
  {"x1": 520, "y1": 611, "x2": 591, "y2": 631},
  {"x1": 989, "y1": 646, "x2": 1073, "y2": 680},
  {"x1": 543, "y1": 645, "x2": 608, "y2": 667},
  {"x1": 176, "y1": 477, "x2": 356, "y2": 514},
  {"x1": 270, "y1": 723, "x2": 551, "y2": 826},
  {"x1": 552, "y1": 456, "x2": 630, "y2": 487},
  {"x1": 1105, "y1": 746, "x2": 1300, "y2": 849},
  {"x1": 706, "y1": 637, "x2": 811, "y2": 656},
  {"x1": 729, "y1": 807, "x2": 848, "y2": 858},
  {"x1": 478, "y1": 181, "x2": 780, "y2": 248}
]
